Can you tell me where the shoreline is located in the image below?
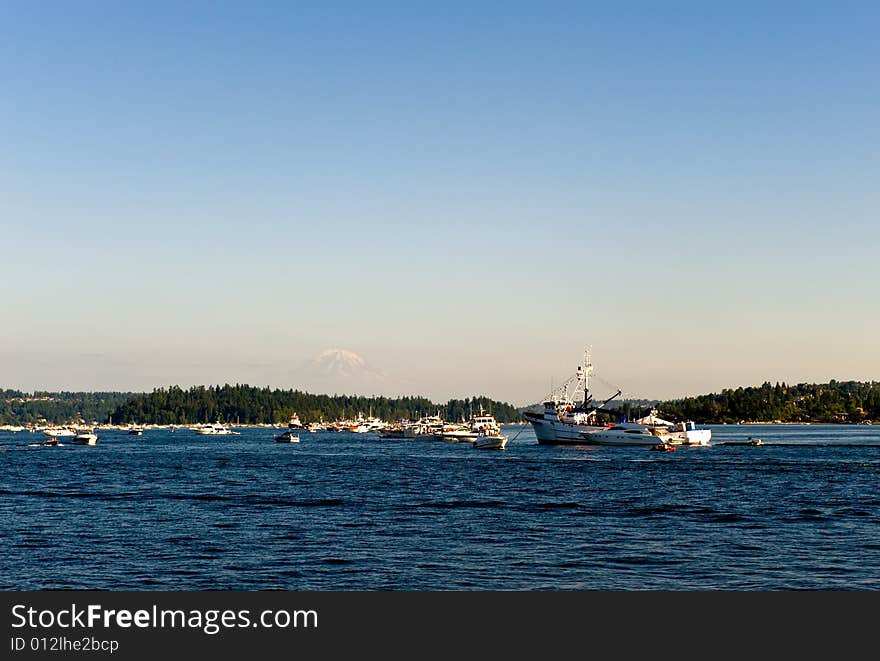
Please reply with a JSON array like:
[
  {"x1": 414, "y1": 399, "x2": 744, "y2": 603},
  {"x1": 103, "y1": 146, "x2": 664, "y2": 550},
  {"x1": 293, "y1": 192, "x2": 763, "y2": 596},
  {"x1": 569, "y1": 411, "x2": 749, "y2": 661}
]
[{"x1": 2, "y1": 420, "x2": 874, "y2": 433}]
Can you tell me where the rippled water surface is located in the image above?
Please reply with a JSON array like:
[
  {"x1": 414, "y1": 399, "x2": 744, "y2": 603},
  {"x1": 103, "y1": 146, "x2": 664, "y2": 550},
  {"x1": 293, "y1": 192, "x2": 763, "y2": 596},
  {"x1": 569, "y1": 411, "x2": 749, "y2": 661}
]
[{"x1": 2, "y1": 424, "x2": 879, "y2": 590}]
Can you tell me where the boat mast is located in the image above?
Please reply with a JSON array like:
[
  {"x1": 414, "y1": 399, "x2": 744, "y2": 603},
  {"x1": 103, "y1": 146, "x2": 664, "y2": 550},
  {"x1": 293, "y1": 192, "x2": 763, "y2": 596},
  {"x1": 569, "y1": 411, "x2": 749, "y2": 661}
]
[{"x1": 582, "y1": 347, "x2": 593, "y2": 408}]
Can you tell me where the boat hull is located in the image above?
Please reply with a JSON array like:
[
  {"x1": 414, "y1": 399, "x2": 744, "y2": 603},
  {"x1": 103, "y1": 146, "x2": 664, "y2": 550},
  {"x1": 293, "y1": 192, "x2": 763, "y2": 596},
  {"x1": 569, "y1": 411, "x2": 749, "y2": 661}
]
[
  {"x1": 523, "y1": 412, "x2": 606, "y2": 445},
  {"x1": 43, "y1": 429, "x2": 75, "y2": 438},
  {"x1": 378, "y1": 429, "x2": 417, "y2": 439},
  {"x1": 678, "y1": 429, "x2": 711, "y2": 446},
  {"x1": 473, "y1": 435, "x2": 508, "y2": 450},
  {"x1": 588, "y1": 428, "x2": 712, "y2": 446},
  {"x1": 588, "y1": 432, "x2": 673, "y2": 446},
  {"x1": 441, "y1": 431, "x2": 480, "y2": 442}
]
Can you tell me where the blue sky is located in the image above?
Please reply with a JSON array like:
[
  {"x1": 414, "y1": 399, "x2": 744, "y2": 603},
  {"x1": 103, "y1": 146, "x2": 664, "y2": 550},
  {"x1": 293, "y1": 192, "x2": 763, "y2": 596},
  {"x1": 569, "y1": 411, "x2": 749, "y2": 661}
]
[{"x1": 2, "y1": 2, "x2": 878, "y2": 404}]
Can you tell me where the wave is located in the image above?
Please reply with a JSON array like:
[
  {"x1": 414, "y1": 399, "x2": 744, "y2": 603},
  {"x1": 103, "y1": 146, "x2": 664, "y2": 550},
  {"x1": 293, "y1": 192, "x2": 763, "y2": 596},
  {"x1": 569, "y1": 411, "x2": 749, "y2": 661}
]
[
  {"x1": 403, "y1": 500, "x2": 506, "y2": 510},
  {"x1": 0, "y1": 488, "x2": 142, "y2": 500},
  {"x1": 0, "y1": 489, "x2": 346, "y2": 508}
]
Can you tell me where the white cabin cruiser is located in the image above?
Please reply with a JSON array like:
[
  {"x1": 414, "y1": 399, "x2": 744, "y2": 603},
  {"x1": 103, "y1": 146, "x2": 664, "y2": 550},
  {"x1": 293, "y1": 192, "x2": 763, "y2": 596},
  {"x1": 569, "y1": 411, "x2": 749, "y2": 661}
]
[
  {"x1": 472, "y1": 429, "x2": 509, "y2": 450},
  {"x1": 196, "y1": 422, "x2": 239, "y2": 435},
  {"x1": 585, "y1": 411, "x2": 711, "y2": 446},
  {"x1": 72, "y1": 430, "x2": 99, "y2": 445}
]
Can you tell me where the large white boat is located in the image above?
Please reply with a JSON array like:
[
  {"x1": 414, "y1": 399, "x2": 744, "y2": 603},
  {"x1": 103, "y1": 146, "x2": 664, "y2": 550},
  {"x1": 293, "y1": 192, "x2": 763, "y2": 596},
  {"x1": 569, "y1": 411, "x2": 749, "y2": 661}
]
[
  {"x1": 442, "y1": 406, "x2": 503, "y2": 442},
  {"x1": 522, "y1": 349, "x2": 620, "y2": 445},
  {"x1": 584, "y1": 411, "x2": 711, "y2": 446},
  {"x1": 43, "y1": 427, "x2": 76, "y2": 438},
  {"x1": 196, "y1": 422, "x2": 239, "y2": 435},
  {"x1": 286, "y1": 413, "x2": 304, "y2": 430}
]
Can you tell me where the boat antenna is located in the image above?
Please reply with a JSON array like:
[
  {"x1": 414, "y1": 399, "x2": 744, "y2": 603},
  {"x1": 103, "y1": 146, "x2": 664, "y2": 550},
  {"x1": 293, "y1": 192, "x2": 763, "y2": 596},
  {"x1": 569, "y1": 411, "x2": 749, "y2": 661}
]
[{"x1": 582, "y1": 346, "x2": 593, "y2": 408}]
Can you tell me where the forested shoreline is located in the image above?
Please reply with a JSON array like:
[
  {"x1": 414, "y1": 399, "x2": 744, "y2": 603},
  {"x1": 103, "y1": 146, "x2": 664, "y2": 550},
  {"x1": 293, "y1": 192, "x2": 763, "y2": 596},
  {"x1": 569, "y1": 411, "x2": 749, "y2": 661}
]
[
  {"x1": 0, "y1": 386, "x2": 521, "y2": 425},
  {"x1": 1, "y1": 380, "x2": 878, "y2": 426},
  {"x1": 655, "y1": 380, "x2": 879, "y2": 424},
  {"x1": 106, "y1": 385, "x2": 522, "y2": 425},
  {"x1": 0, "y1": 390, "x2": 134, "y2": 426}
]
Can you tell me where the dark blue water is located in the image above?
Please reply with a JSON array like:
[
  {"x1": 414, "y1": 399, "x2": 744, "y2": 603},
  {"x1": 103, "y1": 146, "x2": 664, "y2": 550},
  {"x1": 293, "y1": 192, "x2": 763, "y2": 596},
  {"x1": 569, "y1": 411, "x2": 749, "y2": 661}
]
[{"x1": 2, "y1": 424, "x2": 879, "y2": 590}]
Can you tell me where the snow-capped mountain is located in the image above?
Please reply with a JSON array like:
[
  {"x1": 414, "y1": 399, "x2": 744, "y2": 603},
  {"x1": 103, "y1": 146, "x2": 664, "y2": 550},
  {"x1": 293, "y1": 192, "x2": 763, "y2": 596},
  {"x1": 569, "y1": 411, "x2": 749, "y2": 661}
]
[
  {"x1": 309, "y1": 349, "x2": 375, "y2": 378},
  {"x1": 296, "y1": 348, "x2": 387, "y2": 394}
]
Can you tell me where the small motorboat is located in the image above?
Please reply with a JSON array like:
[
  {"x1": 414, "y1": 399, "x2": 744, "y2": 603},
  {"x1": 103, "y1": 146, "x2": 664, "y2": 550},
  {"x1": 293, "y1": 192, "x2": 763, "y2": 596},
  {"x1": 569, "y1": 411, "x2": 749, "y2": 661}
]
[
  {"x1": 274, "y1": 430, "x2": 300, "y2": 443},
  {"x1": 41, "y1": 437, "x2": 61, "y2": 447},
  {"x1": 718, "y1": 438, "x2": 764, "y2": 446},
  {"x1": 649, "y1": 442, "x2": 675, "y2": 452},
  {"x1": 196, "y1": 422, "x2": 238, "y2": 435},
  {"x1": 472, "y1": 431, "x2": 508, "y2": 450},
  {"x1": 73, "y1": 431, "x2": 99, "y2": 445}
]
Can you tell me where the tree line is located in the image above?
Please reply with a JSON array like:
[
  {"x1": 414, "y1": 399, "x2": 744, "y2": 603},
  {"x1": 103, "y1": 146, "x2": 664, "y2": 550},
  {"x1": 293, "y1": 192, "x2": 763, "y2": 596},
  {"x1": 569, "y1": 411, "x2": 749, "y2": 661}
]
[
  {"x1": 655, "y1": 380, "x2": 880, "y2": 424},
  {"x1": 0, "y1": 390, "x2": 134, "y2": 425},
  {"x1": 3, "y1": 380, "x2": 878, "y2": 426},
  {"x1": 104, "y1": 384, "x2": 523, "y2": 425}
]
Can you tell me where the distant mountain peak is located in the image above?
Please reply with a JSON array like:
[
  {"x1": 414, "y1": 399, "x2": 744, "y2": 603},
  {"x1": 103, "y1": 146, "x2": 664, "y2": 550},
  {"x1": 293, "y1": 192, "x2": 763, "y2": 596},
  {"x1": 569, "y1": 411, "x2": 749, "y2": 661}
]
[
  {"x1": 310, "y1": 348, "x2": 372, "y2": 376},
  {"x1": 299, "y1": 349, "x2": 387, "y2": 392}
]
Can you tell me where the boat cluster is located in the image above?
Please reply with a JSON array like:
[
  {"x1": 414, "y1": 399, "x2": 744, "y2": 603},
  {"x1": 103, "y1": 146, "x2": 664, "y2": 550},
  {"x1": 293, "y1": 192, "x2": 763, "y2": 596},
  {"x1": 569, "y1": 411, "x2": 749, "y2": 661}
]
[
  {"x1": 31, "y1": 426, "x2": 100, "y2": 446},
  {"x1": 273, "y1": 409, "x2": 509, "y2": 449},
  {"x1": 7, "y1": 349, "x2": 714, "y2": 453}
]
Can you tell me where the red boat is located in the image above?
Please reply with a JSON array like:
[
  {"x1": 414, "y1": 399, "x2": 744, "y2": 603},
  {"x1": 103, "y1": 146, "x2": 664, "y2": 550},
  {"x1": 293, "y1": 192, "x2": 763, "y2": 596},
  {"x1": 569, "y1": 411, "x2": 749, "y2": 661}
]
[{"x1": 649, "y1": 442, "x2": 675, "y2": 452}]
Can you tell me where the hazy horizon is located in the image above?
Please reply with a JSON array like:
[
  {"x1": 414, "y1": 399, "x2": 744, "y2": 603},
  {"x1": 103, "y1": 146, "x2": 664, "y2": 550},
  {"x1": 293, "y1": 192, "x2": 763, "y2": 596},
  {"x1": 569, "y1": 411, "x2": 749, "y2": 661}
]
[
  {"x1": 2, "y1": 343, "x2": 876, "y2": 408},
  {"x1": 3, "y1": 3, "x2": 877, "y2": 407}
]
